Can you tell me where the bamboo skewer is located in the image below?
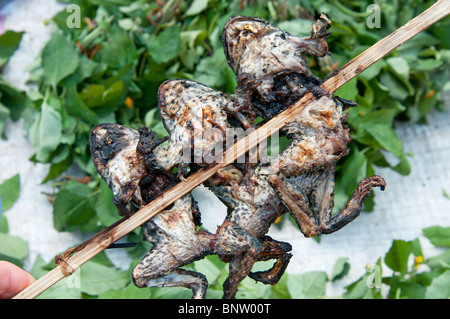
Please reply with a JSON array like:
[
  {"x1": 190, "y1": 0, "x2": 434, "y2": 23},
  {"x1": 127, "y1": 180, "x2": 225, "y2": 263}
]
[{"x1": 13, "y1": 0, "x2": 449, "y2": 299}]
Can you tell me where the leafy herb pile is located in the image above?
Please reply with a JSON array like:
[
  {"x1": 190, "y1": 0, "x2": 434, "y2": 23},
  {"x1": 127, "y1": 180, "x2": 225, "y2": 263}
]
[{"x1": 0, "y1": 0, "x2": 449, "y2": 298}]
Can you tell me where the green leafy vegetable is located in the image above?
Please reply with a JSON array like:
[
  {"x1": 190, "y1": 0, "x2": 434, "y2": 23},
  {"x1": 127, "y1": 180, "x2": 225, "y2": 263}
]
[
  {"x1": 147, "y1": 24, "x2": 182, "y2": 64},
  {"x1": 385, "y1": 239, "x2": 413, "y2": 276},
  {"x1": 331, "y1": 257, "x2": 350, "y2": 281},
  {"x1": 0, "y1": 173, "x2": 20, "y2": 213},
  {"x1": 286, "y1": 271, "x2": 328, "y2": 299},
  {"x1": 423, "y1": 226, "x2": 450, "y2": 248},
  {"x1": 0, "y1": 30, "x2": 24, "y2": 67},
  {"x1": 0, "y1": 233, "x2": 28, "y2": 268},
  {"x1": 52, "y1": 179, "x2": 98, "y2": 232},
  {"x1": 42, "y1": 32, "x2": 80, "y2": 89},
  {"x1": 425, "y1": 270, "x2": 450, "y2": 299}
]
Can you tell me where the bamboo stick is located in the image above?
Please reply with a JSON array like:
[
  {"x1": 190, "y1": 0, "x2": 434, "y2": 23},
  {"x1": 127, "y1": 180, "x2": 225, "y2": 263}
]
[{"x1": 13, "y1": 0, "x2": 449, "y2": 299}]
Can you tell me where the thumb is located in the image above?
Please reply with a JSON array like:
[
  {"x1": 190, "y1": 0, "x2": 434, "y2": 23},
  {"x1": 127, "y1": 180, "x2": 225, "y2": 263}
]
[{"x1": 0, "y1": 261, "x2": 35, "y2": 299}]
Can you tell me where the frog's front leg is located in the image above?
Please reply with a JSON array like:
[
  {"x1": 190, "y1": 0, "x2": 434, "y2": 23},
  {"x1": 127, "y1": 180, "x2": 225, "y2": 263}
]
[
  {"x1": 295, "y1": 13, "x2": 332, "y2": 57},
  {"x1": 228, "y1": 73, "x2": 261, "y2": 129},
  {"x1": 320, "y1": 175, "x2": 385, "y2": 234},
  {"x1": 136, "y1": 127, "x2": 169, "y2": 172}
]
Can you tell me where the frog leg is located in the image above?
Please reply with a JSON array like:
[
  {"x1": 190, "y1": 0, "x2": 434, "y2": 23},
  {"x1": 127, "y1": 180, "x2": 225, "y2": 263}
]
[
  {"x1": 248, "y1": 236, "x2": 292, "y2": 285},
  {"x1": 132, "y1": 197, "x2": 214, "y2": 299},
  {"x1": 132, "y1": 219, "x2": 211, "y2": 299},
  {"x1": 268, "y1": 164, "x2": 385, "y2": 237},
  {"x1": 133, "y1": 267, "x2": 208, "y2": 299},
  {"x1": 213, "y1": 220, "x2": 261, "y2": 299}
]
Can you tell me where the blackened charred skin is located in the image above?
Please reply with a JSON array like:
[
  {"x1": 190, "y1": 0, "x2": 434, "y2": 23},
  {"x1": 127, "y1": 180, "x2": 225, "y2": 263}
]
[
  {"x1": 251, "y1": 72, "x2": 322, "y2": 121},
  {"x1": 89, "y1": 123, "x2": 145, "y2": 216},
  {"x1": 221, "y1": 14, "x2": 332, "y2": 123},
  {"x1": 229, "y1": 73, "x2": 260, "y2": 121},
  {"x1": 335, "y1": 96, "x2": 358, "y2": 109},
  {"x1": 90, "y1": 123, "x2": 136, "y2": 166},
  {"x1": 136, "y1": 127, "x2": 169, "y2": 172},
  {"x1": 140, "y1": 174, "x2": 177, "y2": 204}
]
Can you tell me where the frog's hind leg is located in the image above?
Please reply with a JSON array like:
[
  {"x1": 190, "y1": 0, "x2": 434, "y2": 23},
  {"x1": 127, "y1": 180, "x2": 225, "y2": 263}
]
[
  {"x1": 133, "y1": 267, "x2": 208, "y2": 299},
  {"x1": 132, "y1": 220, "x2": 210, "y2": 299},
  {"x1": 214, "y1": 220, "x2": 261, "y2": 299},
  {"x1": 248, "y1": 236, "x2": 292, "y2": 285},
  {"x1": 132, "y1": 196, "x2": 214, "y2": 299}
]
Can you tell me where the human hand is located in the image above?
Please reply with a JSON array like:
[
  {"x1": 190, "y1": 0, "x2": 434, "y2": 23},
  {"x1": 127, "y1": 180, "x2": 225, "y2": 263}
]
[{"x1": 0, "y1": 261, "x2": 35, "y2": 299}]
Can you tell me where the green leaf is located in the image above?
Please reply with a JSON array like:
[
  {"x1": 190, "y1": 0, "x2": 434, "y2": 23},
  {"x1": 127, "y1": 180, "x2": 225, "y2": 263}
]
[
  {"x1": 0, "y1": 213, "x2": 8, "y2": 233},
  {"x1": 192, "y1": 255, "x2": 222, "y2": 285},
  {"x1": 386, "y1": 56, "x2": 414, "y2": 95},
  {"x1": 147, "y1": 24, "x2": 182, "y2": 64},
  {"x1": 0, "y1": 233, "x2": 28, "y2": 267},
  {"x1": 339, "y1": 150, "x2": 367, "y2": 196},
  {"x1": 149, "y1": 286, "x2": 194, "y2": 299},
  {"x1": 423, "y1": 226, "x2": 450, "y2": 248},
  {"x1": 40, "y1": 100, "x2": 62, "y2": 153},
  {"x1": 392, "y1": 155, "x2": 411, "y2": 176},
  {"x1": 185, "y1": 0, "x2": 209, "y2": 16},
  {"x1": 344, "y1": 272, "x2": 373, "y2": 299},
  {"x1": 42, "y1": 153, "x2": 73, "y2": 184},
  {"x1": 364, "y1": 124, "x2": 404, "y2": 158},
  {"x1": 393, "y1": 281, "x2": 426, "y2": 299},
  {"x1": 343, "y1": 274, "x2": 372, "y2": 299},
  {"x1": 79, "y1": 84, "x2": 106, "y2": 107},
  {"x1": 79, "y1": 81, "x2": 124, "y2": 108},
  {"x1": 412, "y1": 58, "x2": 443, "y2": 71},
  {"x1": 417, "y1": 91, "x2": 438, "y2": 119},
  {"x1": 144, "y1": 108, "x2": 167, "y2": 137},
  {"x1": 344, "y1": 258, "x2": 382, "y2": 299},
  {"x1": 30, "y1": 92, "x2": 63, "y2": 162},
  {"x1": 425, "y1": 269, "x2": 450, "y2": 299},
  {"x1": 0, "y1": 173, "x2": 20, "y2": 213},
  {"x1": 359, "y1": 59, "x2": 385, "y2": 81},
  {"x1": 361, "y1": 109, "x2": 397, "y2": 127},
  {"x1": 42, "y1": 32, "x2": 80, "y2": 88},
  {"x1": 94, "y1": 180, "x2": 119, "y2": 227},
  {"x1": 52, "y1": 180, "x2": 98, "y2": 232},
  {"x1": 286, "y1": 271, "x2": 328, "y2": 299},
  {"x1": 65, "y1": 85, "x2": 98, "y2": 124},
  {"x1": 97, "y1": 26, "x2": 138, "y2": 71},
  {"x1": 98, "y1": 283, "x2": 150, "y2": 299},
  {"x1": 331, "y1": 257, "x2": 350, "y2": 281},
  {"x1": 62, "y1": 55, "x2": 99, "y2": 86},
  {"x1": 79, "y1": 261, "x2": 129, "y2": 296},
  {"x1": 0, "y1": 76, "x2": 30, "y2": 122},
  {"x1": 384, "y1": 240, "x2": 413, "y2": 275},
  {"x1": 379, "y1": 71, "x2": 409, "y2": 100},
  {"x1": 335, "y1": 77, "x2": 358, "y2": 100},
  {"x1": 0, "y1": 31, "x2": 24, "y2": 67},
  {"x1": 426, "y1": 250, "x2": 450, "y2": 270}
]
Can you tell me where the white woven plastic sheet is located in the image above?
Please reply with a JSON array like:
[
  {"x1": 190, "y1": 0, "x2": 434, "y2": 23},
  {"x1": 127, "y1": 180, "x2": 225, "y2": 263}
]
[{"x1": 1, "y1": 0, "x2": 449, "y2": 298}]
